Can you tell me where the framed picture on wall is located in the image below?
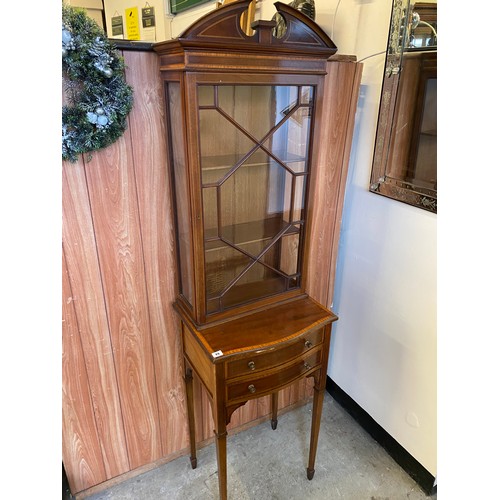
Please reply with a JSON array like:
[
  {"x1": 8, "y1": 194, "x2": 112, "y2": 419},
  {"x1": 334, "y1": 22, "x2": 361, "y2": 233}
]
[{"x1": 169, "y1": 0, "x2": 213, "y2": 15}]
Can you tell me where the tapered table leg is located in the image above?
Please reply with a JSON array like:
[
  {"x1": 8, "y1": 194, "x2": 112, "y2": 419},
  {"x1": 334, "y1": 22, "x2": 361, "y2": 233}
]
[
  {"x1": 214, "y1": 429, "x2": 228, "y2": 500},
  {"x1": 307, "y1": 324, "x2": 331, "y2": 479},
  {"x1": 307, "y1": 381, "x2": 325, "y2": 480},
  {"x1": 212, "y1": 363, "x2": 228, "y2": 500},
  {"x1": 184, "y1": 364, "x2": 197, "y2": 469},
  {"x1": 271, "y1": 392, "x2": 278, "y2": 430}
]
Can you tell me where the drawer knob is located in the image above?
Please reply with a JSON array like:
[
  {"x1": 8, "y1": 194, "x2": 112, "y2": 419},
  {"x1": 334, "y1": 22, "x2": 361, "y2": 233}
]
[
  {"x1": 248, "y1": 384, "x2": 256, "y2": 394},
  {"x1": 304, "y1": 340, "x2": 313, "y2": 349},
  {"x1": 248, "y1": 361, "x2": 256, "y2": 371},
  {"x1": 304, "y1": 362, "x2": 311, "y2": 371}
]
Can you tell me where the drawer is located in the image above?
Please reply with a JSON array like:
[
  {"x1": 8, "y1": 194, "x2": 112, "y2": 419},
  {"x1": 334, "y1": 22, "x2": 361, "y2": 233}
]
[
  {"x1": 226, "y1": 328, "x2": 323, "y2": 379},
  {"x1": 227, "y1": 348, "x2": 321, "y2": 402}
]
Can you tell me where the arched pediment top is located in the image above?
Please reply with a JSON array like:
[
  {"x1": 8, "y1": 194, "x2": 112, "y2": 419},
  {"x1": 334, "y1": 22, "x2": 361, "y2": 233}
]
[
  {"x1": 178, "y1": 0, "x2": 252, "y2": 42},
  {"x1": 176, "y1": 0, "x2": 337, "y2": 56},
  {"x1": 272, "y1": 2, "x2": 336, "y2": 50}
]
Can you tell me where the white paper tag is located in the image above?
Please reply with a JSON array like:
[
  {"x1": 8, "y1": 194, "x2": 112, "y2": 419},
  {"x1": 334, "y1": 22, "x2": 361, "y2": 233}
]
[{"x1": 211, "y1": 350, "x2": 223, "y2": 358}]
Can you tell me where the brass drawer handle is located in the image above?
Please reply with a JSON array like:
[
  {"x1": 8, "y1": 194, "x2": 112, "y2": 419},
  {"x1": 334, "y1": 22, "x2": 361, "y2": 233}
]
[
  {"x1": 248, "y1": 361, "x2": 256, "y2": 371},
  {"x1": 304, "y1": 362, "x2": 311, "y2": 371},
  {"x1": 304, "y1": 340, "x2": 313, "y2": 349},
  {"x1": 248, "y1": 384, "x2": 256, "y2": 394}
]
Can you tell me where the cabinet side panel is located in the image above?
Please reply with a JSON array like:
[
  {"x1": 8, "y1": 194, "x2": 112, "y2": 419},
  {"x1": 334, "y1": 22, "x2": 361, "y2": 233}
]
[
  {"x1": 166, "y1": 81, "x2": 196, "y2": 310},
  {"x1": 327, "y1": 62, "x2": 363, "y2": 307},
  {"x1": 306, "y1": 60, "x2": 362, "y2": 307},
  {"x1": 84, "y1": 124, "x2": 162, "y2": 470},
  {"x1": 62, "y1": 160, "x2": 129, "y2": 483},
  {"x1": 124, "y1": 50, "x2": 189, "y2": 457},
  {"x1": 62, "y1": 249, "x2": 107, "y2": 493}
]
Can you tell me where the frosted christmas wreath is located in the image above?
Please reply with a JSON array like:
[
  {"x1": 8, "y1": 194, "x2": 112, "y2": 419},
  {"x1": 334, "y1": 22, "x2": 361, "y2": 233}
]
[{"x1": 62, "y1": 4, "x2": 133, "y2": 162}]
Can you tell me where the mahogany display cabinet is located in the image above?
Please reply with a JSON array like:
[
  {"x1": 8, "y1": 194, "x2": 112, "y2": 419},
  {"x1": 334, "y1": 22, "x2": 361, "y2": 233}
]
[{"x1": 153, "y1": 2, "x2": 360, "y2": 498}]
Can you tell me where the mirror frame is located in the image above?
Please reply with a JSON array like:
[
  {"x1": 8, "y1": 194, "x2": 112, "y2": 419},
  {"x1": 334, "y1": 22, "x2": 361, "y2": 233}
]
[{"x1": 370, "y1": 0, "x2": 437, "y2": 213}]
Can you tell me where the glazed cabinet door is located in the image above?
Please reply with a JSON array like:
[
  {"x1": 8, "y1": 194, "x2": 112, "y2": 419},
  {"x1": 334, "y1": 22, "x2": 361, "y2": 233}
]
[{"x1": 167, "y1": 73, "x2": 323, "y2": 323}]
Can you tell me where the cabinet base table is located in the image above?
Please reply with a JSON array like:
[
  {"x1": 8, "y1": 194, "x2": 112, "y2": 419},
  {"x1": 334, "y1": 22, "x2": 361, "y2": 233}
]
[{"x1": 175, "y1": 295, "x2": 337, "y2": 500}]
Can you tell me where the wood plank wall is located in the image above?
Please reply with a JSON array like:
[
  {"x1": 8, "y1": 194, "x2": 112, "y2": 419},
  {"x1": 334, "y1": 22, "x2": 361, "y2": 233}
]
[{"x1": 62, "y1": 49, "x2": 362, "y2": 496}]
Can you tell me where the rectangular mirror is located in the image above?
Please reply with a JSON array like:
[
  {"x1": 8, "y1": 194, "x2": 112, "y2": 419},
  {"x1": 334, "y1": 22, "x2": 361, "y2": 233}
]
[{"x1": 370, "y1": 0, "x2": 437, "y2": 213}]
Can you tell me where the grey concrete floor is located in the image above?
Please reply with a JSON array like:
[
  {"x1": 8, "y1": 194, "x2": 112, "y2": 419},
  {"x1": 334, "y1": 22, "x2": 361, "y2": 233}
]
[{"x1": 85, "y1": 393, "x2": 436, "y2": 500}]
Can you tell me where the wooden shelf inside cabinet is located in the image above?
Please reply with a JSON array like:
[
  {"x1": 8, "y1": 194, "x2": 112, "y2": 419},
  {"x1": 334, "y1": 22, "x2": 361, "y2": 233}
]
[
  {"x1": 201, "y1": 151, "x2": 308, "y2": 175},
  {"x1": 204, "y1": 216, "x2": 301, "y2": 247},
  {"x1": 204, "y1": 216, "x2": 303, "y2": 314}
]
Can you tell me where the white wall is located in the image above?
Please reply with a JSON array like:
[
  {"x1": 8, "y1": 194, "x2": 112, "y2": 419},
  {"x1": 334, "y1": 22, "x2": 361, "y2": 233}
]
[
  {"x1": 167, "y1": 1, "x2": 219, "y2": 38},
  {"x1": 144, "y1": 0, "x2": 437, "y2": 478},
  {"x1": 102, "y1": 0, "x2": 171, "y2": 41},
  {"x1": 67, "y1": 0, "x2": 105, "y2": 28},
  {"x1": 101, "y1": 0, "x2": 220, "y2": 41},
  {"x1": 261, "y1": 0, "x2": 437, "y2": 479},
  {"x1": 322, "y1": 0, "x2": 437, "y2": 478}
]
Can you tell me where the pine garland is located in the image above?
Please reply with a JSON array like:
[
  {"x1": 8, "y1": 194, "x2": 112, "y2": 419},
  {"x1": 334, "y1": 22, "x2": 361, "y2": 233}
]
[{"x1": 62, "y1": 4, "x2": 134, "y2": 162}]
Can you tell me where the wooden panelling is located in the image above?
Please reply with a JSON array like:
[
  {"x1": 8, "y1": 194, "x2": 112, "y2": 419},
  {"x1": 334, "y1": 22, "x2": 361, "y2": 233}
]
[
  {"x1": 62, "y1": 158, "x2": 129, "y2": 482},
  {"x1": 62, "y1": 250, "x2": 107, "y2": 493},
  {"x1": 123, "y1": 50, "x2": 189, "y2": 458},
  {"x1": 62, "y1": 49, "x2": 361, "y2": 496},
  {"x1": 83, "y1": 114, "x2": 163, "y2": 470}
]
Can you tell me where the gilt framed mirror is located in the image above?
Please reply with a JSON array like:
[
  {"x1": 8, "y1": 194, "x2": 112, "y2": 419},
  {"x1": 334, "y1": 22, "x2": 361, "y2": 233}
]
[{"x1": 370, "y1": 0, "x2": 437, "y2": 213}]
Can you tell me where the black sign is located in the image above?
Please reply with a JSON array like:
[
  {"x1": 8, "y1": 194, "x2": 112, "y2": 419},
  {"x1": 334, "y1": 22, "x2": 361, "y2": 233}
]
[
  {"x1": 111, "y1": 15, "x2": 124, "y2": 36},
  {"x1": 142, "y1": 6, "x2": 155, "y2": 28}
]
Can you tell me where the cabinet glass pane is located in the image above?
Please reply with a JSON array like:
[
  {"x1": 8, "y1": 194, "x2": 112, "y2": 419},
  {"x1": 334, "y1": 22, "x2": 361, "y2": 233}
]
[
  {"x1": 219, "y1": 151, "x2": 291, "y2": 237},
  {"x1": 198, "y1": 84, "x2": 314, "y2": 314},
  {"x1": 199, "y1": 108, "x2": 255, "y2": 185},
  {"x1": 263, "y1": 107, "x2": 311, "y2": 174},
  {"x1": 168, "y1": 82, "x2": 193, "y2": 307},
  {"x1": 217, "y1": 85, "x2": 298, "y2": 131}
]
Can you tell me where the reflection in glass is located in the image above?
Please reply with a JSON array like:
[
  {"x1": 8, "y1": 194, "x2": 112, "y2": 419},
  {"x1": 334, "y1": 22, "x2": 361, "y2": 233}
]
[
  {"x1": 411, "y1": 77, "x2": 436, "y2": 189},
  {"x1": 198, "y1": 84, "x2": 214, "y2": 106},
  {"x1": 264, "y1": 107, "x2": 311, "y2": 174}
]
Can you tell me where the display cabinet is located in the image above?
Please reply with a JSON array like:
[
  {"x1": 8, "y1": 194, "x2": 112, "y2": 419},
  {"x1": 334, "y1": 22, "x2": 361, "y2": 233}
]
[
  {"x1": 155, "y1": 0, "x2": 339, "y2": 326},
  {"x1": 154, "y1": 2, "x2": 355, "y2": 498}
]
